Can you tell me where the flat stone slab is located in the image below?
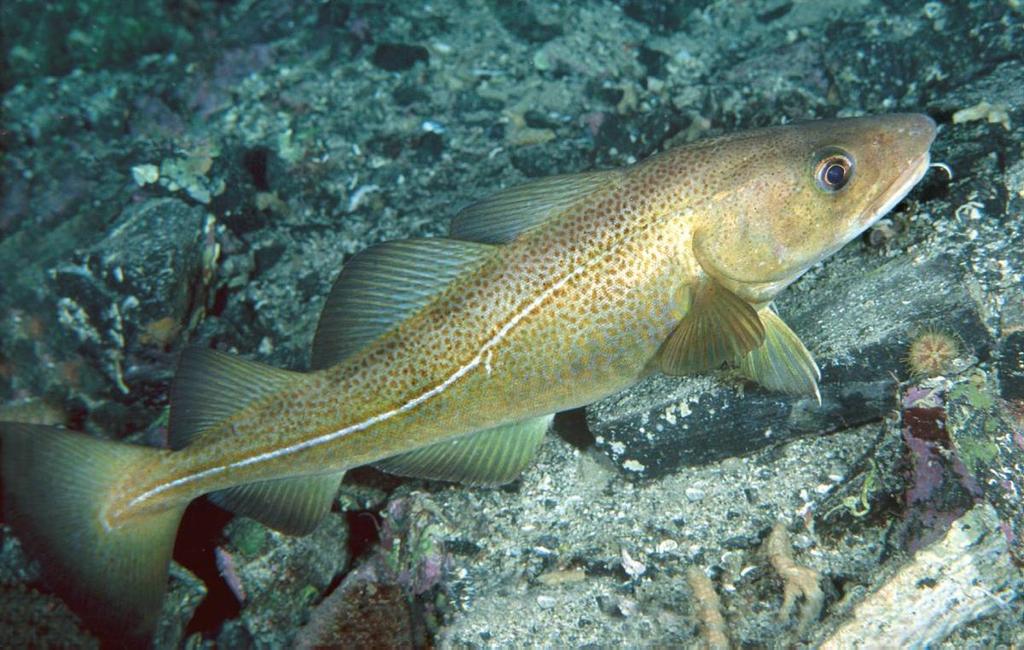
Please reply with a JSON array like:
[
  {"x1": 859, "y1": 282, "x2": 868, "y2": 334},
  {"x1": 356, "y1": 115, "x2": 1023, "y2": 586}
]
[{"x1": 587, "y1": 255, "x2": 993, "y2": 478}]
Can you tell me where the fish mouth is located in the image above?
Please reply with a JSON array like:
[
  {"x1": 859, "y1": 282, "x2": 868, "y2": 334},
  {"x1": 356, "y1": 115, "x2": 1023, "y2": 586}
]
[{"x1": 861, "y1": 150, "x2": 931, "y2": 228}]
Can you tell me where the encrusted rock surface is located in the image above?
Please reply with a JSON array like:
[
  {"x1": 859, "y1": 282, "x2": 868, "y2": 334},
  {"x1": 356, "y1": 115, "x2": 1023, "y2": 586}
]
[{"x1": 214, "y1": 513, "x2": 350, "y2": 648}]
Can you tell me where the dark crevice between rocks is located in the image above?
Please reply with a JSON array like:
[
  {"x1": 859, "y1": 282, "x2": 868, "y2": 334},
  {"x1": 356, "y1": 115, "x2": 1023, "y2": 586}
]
[
  {"x1": 177, "y1": 499, "x2": 239, "y2": 639},
  {"x1": 345, "y1": 509, "x2": 383, "y2": 562},
  {"x1": 553, "y1": 407, "x2": 596, "y2": 450},
  {"x1": 242, "y1": 147, "x2": 271, "y2": 192},
  {"x1": 296, "y1": 505, "x2": 384, "y2": 611},
  {"x1": 913, "y1": 172, "x2": 953, "y2": 204},
  {"x1": 207, "y1": 286, "x2": 230, "y2": 318}
]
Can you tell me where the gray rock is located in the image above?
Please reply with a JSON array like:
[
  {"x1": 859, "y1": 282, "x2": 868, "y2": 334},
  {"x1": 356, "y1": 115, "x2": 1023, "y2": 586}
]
[
  {"x1": 292, "y1": 491, "x2": 447, "y2": 649},
  {"x1": 153, "y1": 564, "x2": 207, "y2": 650},
  {"x1": 216, "y1": 513, "x2": 349, "y2": 648},
  {"x1": 587, "y1": 256, "x2": 993, "y2": 478}
]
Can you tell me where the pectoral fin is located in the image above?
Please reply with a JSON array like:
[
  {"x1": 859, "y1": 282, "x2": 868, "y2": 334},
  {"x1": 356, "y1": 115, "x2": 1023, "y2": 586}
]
[
  {"x1": 657, "y1": 280, "x2": 765, "y2": 375},
  {"x1": 374, "y1": 414, "x2": 552, "y2": 486},
  {"x1": 738, "y1": 307, "x2": 821, "y2": 403}
]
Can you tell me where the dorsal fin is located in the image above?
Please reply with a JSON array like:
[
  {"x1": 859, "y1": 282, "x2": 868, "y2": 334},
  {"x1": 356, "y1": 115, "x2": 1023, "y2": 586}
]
[
  {"x1": 657, "y1": 279, "x2": 765, "y2": 375},
  {"x1": 374, "y1": 414, "x2": 552, "y2": 486},
  {"x1": 450, "y1": 170, "x2": 619, "y2": 244},
  {"x1": 310, "y1": 238, "x2": 495, "y2": 370},
  {"x1": 169, "y1": 347, "x2": 301, "y2": 449}
]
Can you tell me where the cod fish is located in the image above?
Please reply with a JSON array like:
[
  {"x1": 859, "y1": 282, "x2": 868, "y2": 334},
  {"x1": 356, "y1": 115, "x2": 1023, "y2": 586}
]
[{"x1": 0, "y1": 114, "x2": 936, "y2": 637}]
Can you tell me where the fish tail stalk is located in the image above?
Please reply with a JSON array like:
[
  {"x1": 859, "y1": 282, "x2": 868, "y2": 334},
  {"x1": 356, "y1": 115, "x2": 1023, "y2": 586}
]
[{"x1": 0, "y1": 422, "x2": 184, "y2": 638}]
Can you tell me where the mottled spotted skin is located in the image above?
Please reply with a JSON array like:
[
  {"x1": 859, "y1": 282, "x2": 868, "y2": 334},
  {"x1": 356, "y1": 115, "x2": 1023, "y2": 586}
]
[{"x1": 110, "y1": 114, "x2": 936, "y2": 523}]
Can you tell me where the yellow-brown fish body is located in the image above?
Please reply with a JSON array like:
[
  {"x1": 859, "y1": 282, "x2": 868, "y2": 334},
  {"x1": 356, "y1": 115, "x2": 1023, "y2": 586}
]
[{"x1": 0, "y1": 114, "x2": 936, "y2": 637}]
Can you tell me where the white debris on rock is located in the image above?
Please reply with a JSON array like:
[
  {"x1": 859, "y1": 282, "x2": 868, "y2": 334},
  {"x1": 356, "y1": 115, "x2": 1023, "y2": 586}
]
[{"x1": 823, "y1": 504, "x2": 1020, "y2": 648}]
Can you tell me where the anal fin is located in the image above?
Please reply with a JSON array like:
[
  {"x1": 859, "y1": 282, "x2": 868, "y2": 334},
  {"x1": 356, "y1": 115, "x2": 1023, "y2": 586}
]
[
  {"x1": 209, "y1": 472, "x2": 345, "y2": 536},
  {"x1": 374, "y1": 414, "x2": 552, "y2": 486}
]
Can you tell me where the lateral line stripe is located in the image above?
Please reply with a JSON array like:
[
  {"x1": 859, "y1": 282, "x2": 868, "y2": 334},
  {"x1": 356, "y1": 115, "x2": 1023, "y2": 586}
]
[{"x1": 128, "y1": 259, "x2": 591, "y2": 508}]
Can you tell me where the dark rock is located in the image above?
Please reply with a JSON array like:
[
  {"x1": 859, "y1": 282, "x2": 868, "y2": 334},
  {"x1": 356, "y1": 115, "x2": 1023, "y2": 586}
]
[
  {"x1": 722, "y1": 534, "x2": 762, "y2": 550},
  {"x1": 253, "y1": 242, "x2": 286, "y2": 276},
  {"x1": 316, "y1": 0, "x2": 351, "y2": 28},
  {"x1": 591, "y1": 107, "x2": 686, "y2": 167},
  {"x1": 393, "y1": 83, "x2": 430, "y2": 107},
  {"x1": 637, "y1": 46, "x2": 669, "y2": 79},
  {"x1": 997, "y1": 332, "x2": 1024, "y2": 400},
  {"x1": 587, "y1": 256, "x2": 994, "y2": 479},
  {"x1": 445, "y1": 539, "x2": 483, "y2": 557},
  {"x1": 757, "y1": 3, "x2": 793, "y2": 24},
  {"x1": 454, "y1": 90, "x2": 505, "y2": 114},
  {"x1": 622, "y1": 0, "x2": 706, "y2": 33},
  {"x1": 366, "y1": 132, "x2": 406, "y2": 159},
  {"x1": 371, "y1": 43, "x2": 429, "y2": 72},
  {"x1": 414, "y1": 131, "x2": 445, "y2": 162},
  {"x1": 510, "y1": 145, "x2": 588, "y2": 179},
  {"x1": 492, "y1": 3, "x2": 562, "y2": 43},
  {"x1": 49, "y1": 198, "x2": 215, "y2": 404},
  {"x1": 824, "y1": 3, "x2": 1019, "y2": 108},
  {"x1": 524, "y1": 109, "x2": 564, "y2": 130},
  {"x1": 585, "y1": 80, "x2": 625, "y2": 107}
]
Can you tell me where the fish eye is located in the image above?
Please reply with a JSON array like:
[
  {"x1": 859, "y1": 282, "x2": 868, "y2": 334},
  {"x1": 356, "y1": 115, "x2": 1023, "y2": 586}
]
[{"x1": 815, "y1": 152, "x2": 854, "y2": 192}]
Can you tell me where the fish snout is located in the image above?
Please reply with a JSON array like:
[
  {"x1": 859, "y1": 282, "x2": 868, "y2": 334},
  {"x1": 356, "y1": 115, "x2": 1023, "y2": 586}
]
[{"x1": 897, "y1": 113, "x2": 938, "y2": 150}]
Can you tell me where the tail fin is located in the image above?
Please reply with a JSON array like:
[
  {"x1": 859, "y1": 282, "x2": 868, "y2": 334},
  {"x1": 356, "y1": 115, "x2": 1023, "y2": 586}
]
[{"x1": 0, "y1": 422, "x2": 184, "y2": 638}]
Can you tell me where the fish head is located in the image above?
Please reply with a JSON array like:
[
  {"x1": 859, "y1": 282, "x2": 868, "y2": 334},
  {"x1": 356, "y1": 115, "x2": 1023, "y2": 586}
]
[{"x1": 691, "y1": 113, "x2": 936, "y2": 301}]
